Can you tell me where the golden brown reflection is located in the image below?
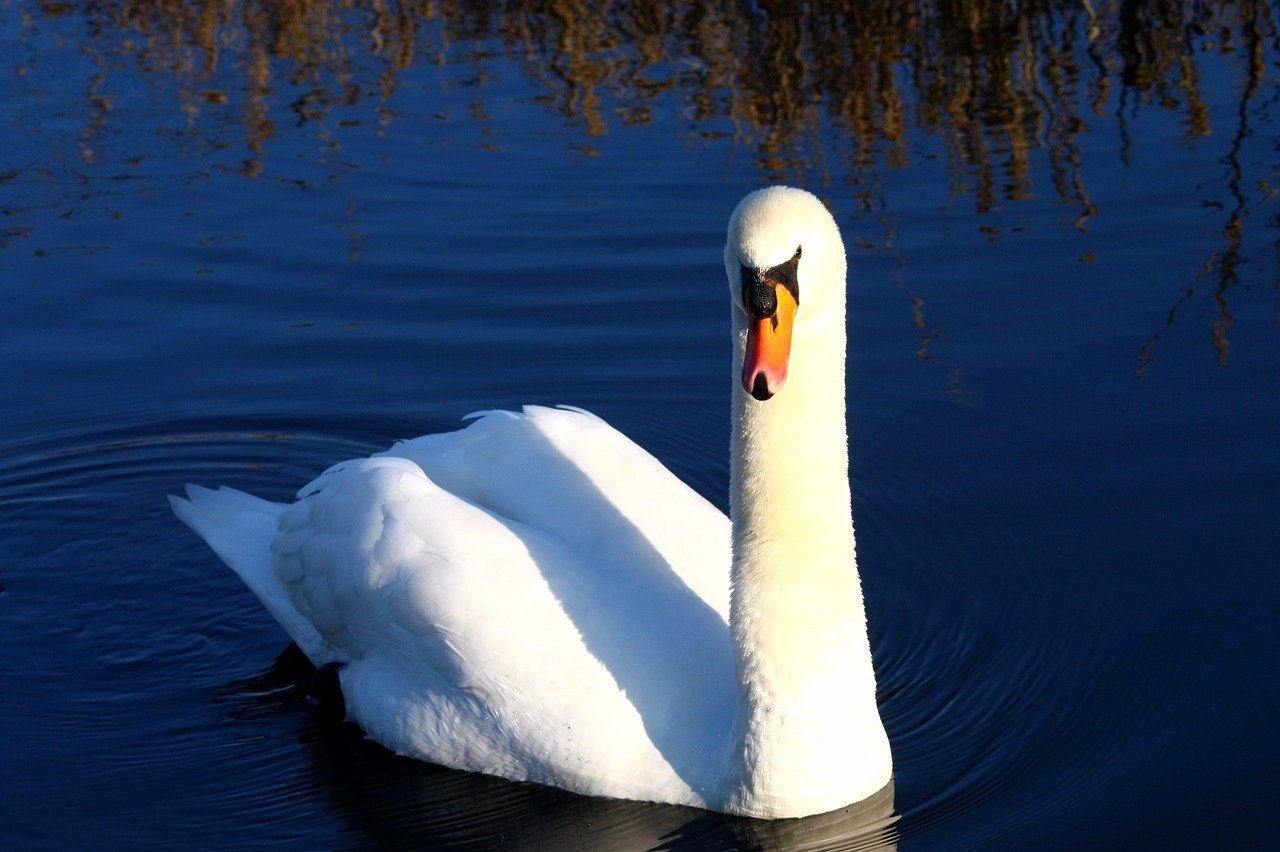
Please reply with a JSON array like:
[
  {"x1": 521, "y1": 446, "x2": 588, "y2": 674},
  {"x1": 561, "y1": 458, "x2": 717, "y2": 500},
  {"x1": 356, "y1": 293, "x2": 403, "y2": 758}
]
[
  {"x1": 20, "y1": 0, "x2": 1280, "y2": 368},
  {"x1": 39, "y1": 2, "x2": 1270, "y2": 189},
  {"x1": 1131, "y1": 0, "x2": 1276, "y2": 376}
]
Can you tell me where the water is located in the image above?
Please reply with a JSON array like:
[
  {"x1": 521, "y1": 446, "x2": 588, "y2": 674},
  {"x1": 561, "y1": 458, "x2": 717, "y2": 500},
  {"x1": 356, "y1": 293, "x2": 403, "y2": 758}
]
[{"x1": 3, "y1": 2, "x2": 1279, "y2": 848}]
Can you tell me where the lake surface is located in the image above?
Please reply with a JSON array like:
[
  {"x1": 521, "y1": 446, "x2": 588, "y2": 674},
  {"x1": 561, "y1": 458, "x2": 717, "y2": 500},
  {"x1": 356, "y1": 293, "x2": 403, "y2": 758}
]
[{"x1": 3, "y1": 2, "x2": 1279, "y2": 848}]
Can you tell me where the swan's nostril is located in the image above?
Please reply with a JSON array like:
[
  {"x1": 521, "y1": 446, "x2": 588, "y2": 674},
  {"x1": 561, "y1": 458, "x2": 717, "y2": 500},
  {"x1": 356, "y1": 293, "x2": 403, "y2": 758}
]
[{"x1": 751, "y1": 373, "x2": 773, "y2": 401}]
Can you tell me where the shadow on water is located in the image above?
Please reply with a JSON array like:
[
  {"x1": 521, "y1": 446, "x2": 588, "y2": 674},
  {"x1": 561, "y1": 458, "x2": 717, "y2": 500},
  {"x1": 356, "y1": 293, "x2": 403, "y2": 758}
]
[{"x1": 13, "y1": 1, "x2": 1280, "y2": 370}]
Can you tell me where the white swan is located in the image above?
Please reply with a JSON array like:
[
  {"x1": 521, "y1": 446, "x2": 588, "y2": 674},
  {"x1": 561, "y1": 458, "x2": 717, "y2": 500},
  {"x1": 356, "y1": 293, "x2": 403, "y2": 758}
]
[{"x1": 171, "y1": 186, "x2": 893, "y2": 820}]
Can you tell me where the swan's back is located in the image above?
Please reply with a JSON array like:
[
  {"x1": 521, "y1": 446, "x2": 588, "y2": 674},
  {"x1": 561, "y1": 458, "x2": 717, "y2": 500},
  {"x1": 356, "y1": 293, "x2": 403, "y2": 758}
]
[
  {"x1": 172, "y1": 406, "x2": 736, "y2": 807},
  {"x1": 380, "y1": 406, "x2": 730, "y2": 618}
]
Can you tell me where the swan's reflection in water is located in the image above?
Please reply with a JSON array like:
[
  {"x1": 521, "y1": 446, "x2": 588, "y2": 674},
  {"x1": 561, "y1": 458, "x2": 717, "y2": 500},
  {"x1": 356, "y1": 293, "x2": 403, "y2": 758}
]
[
  {"x1": 665, "y1": 783, "x2": 897, "y2": 851},
  {"x1": 226, "y1": 646, "x2": 897, "y2": 850}
]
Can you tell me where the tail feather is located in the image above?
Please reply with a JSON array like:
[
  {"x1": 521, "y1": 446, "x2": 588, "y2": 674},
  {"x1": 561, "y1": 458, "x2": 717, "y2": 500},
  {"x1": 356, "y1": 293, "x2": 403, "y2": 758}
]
[{"x1": 170, "y1": 485, "x2": 331, "y2": 663}]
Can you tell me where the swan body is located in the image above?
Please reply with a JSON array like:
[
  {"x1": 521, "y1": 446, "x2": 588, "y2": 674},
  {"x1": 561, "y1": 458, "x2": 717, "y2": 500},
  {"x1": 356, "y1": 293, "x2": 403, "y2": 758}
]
[{"x1": 171, "y1": 187, "x2": 893, "y2": 819}]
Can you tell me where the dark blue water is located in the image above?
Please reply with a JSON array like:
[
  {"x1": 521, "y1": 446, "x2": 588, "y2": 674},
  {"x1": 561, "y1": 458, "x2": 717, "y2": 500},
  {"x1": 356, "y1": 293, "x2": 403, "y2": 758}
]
[{"x1": 3, "y1": 3, "x2": 1279, "y2": 849}]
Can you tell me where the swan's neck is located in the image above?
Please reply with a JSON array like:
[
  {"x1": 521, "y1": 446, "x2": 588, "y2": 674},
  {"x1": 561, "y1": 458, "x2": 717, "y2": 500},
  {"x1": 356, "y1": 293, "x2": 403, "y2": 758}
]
[{"x1": 725, "y1": 313, "x2": 892, "y2": 817}]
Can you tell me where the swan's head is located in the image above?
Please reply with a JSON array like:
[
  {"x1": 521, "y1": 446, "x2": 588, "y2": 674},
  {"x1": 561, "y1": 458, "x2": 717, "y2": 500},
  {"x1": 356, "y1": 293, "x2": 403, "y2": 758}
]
[{"x1": 725, "y1": 186, "x2": 846, "y2": 401}]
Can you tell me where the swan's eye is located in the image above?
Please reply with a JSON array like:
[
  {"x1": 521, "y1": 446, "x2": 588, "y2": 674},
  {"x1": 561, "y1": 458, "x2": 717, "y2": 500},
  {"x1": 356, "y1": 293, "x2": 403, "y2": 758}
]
[
  {"x1": 766, "y1": 246, "x2": 801, "y2": 305},
  {"x1": 737, "y1": 246, "x2": 802, "y2": 319}
]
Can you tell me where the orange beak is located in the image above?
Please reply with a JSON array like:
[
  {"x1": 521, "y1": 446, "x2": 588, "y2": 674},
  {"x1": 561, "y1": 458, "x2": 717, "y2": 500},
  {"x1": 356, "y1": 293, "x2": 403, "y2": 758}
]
[{"x1": 741, "y1": 284, "x2": 797, "y2": 400}]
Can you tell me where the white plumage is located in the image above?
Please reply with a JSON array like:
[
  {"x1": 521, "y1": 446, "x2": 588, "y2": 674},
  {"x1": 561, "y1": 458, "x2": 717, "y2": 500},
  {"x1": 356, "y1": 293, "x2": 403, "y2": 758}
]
[{"x1": 172, "y1": 187, "x2": 893, "y2": 819}]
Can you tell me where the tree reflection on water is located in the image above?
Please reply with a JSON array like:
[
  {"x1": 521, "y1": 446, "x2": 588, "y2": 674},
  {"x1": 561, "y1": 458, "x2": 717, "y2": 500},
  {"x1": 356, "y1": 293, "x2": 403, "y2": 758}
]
[
  {"x1": 44, "y1": 5, "x2": 1267, "y2": 177},
  {"x1": 14, "y1": 0, "x2": 1280, "y2": 366}
]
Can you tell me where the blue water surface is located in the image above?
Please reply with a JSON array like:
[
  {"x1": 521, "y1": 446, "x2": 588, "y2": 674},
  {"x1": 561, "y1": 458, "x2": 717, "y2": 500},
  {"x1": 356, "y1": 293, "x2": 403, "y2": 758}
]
[{"x1": 2, "y1": 4, "x2": 1278, "y2": 849}]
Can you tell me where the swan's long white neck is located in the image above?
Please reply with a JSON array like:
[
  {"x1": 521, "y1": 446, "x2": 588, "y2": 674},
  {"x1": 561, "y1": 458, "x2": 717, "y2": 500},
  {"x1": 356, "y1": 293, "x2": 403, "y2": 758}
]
[{"x1": 722, "y1": 192, "x2": 892, "y2": 818}]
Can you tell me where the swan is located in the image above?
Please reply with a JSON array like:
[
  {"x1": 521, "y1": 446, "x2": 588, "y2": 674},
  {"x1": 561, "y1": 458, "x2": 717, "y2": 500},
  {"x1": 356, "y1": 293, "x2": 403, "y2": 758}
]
[{"x1": 170, "y1": 186, "x2": 893, "y2": 820}]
